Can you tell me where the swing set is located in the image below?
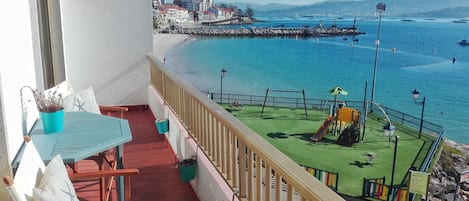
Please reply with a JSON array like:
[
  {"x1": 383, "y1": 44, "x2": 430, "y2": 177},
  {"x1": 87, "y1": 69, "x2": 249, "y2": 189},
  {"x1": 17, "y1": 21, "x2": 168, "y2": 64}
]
[{"x1": 260, "y1": 88, "x2": 308, "y2": 117}]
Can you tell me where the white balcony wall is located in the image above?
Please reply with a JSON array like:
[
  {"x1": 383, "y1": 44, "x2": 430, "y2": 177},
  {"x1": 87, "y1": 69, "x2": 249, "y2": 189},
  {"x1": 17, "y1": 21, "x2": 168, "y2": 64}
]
[
  {"x1": 0, "y1": 0, "x2": 153, "y2": 199},
  {"x1": 148, "y1": 85, "x2": 237, "y2": 201},
  {"x1": 60, "y1": 0, "x2": 153, "y2": 105},
  {"x1": 0, "y1": 1, "x2": 42, "y2": 199}
]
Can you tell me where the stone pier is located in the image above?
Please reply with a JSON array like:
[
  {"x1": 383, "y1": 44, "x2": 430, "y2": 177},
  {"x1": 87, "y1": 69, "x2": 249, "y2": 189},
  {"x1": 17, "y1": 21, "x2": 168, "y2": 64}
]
[{"x1": 168, "y1": 26, "x2": 364, "y2": 37}]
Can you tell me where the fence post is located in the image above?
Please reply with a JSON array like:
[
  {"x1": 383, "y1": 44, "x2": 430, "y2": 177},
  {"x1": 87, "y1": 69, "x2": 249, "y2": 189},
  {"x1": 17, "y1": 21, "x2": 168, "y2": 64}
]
[
  {"x1": 335, "y1": 172, "x2": 339, "y2": 191},
  {"x1": 362, "y1": 178, "x2": 367, "y2": 197}
]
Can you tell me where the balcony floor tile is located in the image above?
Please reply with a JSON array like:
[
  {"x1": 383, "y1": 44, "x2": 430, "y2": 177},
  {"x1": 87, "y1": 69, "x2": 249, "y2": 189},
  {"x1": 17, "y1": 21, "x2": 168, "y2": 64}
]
[{"x1": 71, "y1": 106, "x2": 200, "y2": 201}]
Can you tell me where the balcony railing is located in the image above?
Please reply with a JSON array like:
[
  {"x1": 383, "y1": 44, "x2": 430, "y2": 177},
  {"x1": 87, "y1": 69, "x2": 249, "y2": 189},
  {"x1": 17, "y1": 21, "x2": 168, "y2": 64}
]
[{"x1": 148, "y1": 55, "x2": 344, "y2": 201}]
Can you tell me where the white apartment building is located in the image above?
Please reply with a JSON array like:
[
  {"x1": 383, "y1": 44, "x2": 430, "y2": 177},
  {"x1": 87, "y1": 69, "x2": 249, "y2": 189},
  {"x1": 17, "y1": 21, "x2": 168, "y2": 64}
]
[
  {"x1": 199, "y1": 0, "x2": 214, "y2": 11},
  {"x1": 159, "y1": 5, "x2": 190, "y2": 23}
]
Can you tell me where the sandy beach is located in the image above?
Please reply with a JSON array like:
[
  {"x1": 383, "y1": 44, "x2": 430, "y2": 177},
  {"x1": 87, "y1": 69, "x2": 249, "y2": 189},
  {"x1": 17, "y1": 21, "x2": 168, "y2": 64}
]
[{"x1": 152, "y1": 33, "x2": 190, "y2": 62}]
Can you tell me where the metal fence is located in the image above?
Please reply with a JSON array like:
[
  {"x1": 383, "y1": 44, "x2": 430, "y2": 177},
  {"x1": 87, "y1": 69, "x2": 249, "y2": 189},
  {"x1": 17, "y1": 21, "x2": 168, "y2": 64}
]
[{"x1": 211, "y1": 92, "x2": 444, "y2": 136}]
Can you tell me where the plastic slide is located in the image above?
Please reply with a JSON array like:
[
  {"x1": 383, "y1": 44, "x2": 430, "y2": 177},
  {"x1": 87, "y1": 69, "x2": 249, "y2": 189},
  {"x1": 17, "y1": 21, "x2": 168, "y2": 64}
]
[{"x1": 310, "y1": 116, "x2": 334, "y2": 142}]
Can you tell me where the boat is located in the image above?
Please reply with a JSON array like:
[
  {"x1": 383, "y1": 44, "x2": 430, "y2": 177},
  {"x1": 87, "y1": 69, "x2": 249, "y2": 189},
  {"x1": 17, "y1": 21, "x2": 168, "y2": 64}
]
[
  {"x1": 459, "y1": 40, "x2": 469, "y2": 46},
  {"x1": 301, "y1": 15, "x2": 314, "y2": 18},
  {"x1": 453, "y1": 20, "x2": 467, "y2": 24}
]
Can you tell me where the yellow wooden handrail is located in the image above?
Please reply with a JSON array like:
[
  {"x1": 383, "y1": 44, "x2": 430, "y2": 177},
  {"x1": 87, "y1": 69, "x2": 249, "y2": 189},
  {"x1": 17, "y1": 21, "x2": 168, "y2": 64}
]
[{"x1": 148, "y1": 55, "x2": 344, "y2": 201}]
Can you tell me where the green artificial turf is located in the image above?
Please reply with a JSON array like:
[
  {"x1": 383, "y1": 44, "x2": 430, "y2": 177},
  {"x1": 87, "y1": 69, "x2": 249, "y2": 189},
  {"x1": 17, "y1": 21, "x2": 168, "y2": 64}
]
[{"x1": 226, "y1": 104, "x2": 435, "y2": 197}]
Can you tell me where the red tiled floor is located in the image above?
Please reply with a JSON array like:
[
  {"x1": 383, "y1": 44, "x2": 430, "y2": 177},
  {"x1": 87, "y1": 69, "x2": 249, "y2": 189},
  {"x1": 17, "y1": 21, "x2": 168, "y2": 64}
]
[{"x1": 72, "y1": 106, "x2": 200, "y2": 201}]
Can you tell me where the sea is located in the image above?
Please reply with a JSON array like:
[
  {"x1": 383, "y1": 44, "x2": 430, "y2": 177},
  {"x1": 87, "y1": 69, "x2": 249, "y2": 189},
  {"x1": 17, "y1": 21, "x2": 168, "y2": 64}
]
[{"x1": 165, "y1": 17, "x2": 469, "y2": 144}]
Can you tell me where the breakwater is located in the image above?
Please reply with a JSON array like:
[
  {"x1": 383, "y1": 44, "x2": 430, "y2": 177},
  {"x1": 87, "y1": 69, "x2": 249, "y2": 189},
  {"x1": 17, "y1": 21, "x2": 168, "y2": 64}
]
[{"x1": 171, "y1": 26, "x2": 364, "y2": 37}]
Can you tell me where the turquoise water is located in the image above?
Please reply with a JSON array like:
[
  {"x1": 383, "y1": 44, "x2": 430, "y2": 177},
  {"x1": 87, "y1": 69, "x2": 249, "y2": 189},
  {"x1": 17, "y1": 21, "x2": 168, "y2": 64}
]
[{"x1": 166, "y1": 18, "x2": 469, "y2": 143}]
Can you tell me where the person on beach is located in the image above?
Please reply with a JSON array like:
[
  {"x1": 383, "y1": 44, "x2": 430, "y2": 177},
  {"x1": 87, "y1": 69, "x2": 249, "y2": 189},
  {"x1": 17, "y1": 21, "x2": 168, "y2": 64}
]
[
  {"x1": 453, "y1": 57, "x2": 456, "y2": 64},
  {"x1": 164, "y1": 57, "x2": 166, "y2": 64}
]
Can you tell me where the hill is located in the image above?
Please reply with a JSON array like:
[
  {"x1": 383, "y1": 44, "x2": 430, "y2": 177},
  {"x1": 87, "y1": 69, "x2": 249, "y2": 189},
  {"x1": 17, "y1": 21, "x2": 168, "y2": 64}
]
[
  {"x1": 253, "y1": 0, "x2": 469, "y2": 18},
  {"x1": 403, "y1": 7, "x2": 469, "y2": 18}
]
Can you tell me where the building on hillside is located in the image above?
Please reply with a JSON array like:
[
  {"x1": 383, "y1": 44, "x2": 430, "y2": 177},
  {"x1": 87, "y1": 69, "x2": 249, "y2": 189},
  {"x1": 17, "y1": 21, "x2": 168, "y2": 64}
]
[
  {"x1": 198, "y1": 10, "x2": 216, "y2": 21},
  {"x1": 152, "y1": 0, "x2": 163, "y2": 8},
  {"x1": 180, "y1": 0, "x2": 200, "y2": 12},
  {"x1": 199, "y1": 0, "x2": 214, "y2": 11},
  {"x1": 157, "y1": 5, "x2": 190, "y2": 24},
  {"x1": 207, "y1": 7, "x2": 219, "y2": 18},
  {"x1": 222, "y1": 7, "x2": 234, "y2": 18},
  {"x1": 206, "y1": 6, "x2": 233, "y2": 19}
]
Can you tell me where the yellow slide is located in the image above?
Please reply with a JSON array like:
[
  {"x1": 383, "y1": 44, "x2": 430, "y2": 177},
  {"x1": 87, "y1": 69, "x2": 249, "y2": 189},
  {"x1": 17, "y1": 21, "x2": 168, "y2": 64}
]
[{"x1": 310, "y1": 116, "x2": 334, "y2": 142}]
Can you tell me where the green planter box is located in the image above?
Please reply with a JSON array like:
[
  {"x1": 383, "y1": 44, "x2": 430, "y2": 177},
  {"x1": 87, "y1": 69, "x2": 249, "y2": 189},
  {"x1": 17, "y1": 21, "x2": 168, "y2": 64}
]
[
  {"x1": 178, "y1": 159, "x2": 196, "y2": 182},
  {"x1": 155, "y1": 119, "x2": 169, "y2": 134}
]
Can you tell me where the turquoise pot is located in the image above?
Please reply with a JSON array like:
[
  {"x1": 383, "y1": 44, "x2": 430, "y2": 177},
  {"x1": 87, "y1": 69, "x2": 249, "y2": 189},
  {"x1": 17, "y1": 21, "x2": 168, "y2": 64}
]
[
  {"x1": 178, "y1": 159, "x2": 196, "y2": 182},
  {"x1": 40, "y1": 109, "x2": 64, "y2": 134},
  {"x1": 155, "y1": 119, "x2": 169, "y2": 134}
]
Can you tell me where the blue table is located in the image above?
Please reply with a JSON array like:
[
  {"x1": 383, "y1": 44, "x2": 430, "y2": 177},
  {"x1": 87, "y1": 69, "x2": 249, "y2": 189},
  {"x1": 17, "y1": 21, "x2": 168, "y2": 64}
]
[{"x1": 29, "y1": 111, "x2": 132, "y2": 201}]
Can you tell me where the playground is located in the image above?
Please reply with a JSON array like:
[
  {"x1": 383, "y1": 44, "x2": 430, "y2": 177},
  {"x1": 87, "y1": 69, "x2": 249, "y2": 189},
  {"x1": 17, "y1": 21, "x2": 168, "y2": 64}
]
[{"x1": 225, "y1": 103, "x2": 436, "y2": 197}]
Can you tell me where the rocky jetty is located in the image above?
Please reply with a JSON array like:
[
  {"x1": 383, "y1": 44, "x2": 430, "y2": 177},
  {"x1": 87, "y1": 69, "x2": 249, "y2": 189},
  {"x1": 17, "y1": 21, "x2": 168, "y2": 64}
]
[
  {"x1": 428, "y1": 140, "x2": 469, "y2": 201},
  {"x1": 168, "y1": 26, "x2": 364, "y2": 38}
]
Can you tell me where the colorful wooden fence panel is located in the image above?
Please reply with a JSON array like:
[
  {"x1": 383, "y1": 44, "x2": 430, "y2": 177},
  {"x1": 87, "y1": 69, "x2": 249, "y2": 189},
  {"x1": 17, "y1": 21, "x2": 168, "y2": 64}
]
[
  {"x1": 363, "y1": 177, "x2": 386, "y2": 199},
  {"x1": 302, "y1": 165, "x2": 338, "y2": 191},
  {"x1": 387, "y1": 186, "x2": 410, "y2": 201},
  {"x1": 363, "y1": 177, "x2": 410, "y2": 201}
]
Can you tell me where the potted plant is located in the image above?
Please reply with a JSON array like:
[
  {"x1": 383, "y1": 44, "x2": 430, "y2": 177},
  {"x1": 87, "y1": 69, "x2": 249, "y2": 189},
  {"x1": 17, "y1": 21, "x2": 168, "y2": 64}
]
[
  {"x1": 178, "y1": 156, "x2": 196, "y2": 182},
  {"x1": 155, "y1": 118, "x2": 169, "y2": 134},
  {"x1": 23, "y1": 86, "x2": 65, "y2": 133}
]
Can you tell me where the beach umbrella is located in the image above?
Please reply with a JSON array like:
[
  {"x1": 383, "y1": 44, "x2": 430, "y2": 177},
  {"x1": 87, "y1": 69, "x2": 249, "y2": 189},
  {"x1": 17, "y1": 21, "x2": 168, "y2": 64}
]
[
  {"x1": 329, "y1": 86, "x2": 348, "y2": 108},
  {"x1": 329, "y1": 86, "x2": 348, "y2": 134}
]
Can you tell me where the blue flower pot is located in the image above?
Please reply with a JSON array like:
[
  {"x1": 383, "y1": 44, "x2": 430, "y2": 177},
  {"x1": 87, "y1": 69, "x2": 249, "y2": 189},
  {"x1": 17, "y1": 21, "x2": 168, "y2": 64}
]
[
  {"x1": 178, "y1": 159, "x2": 196, "y2": 182},
  {"x1": 40, "y1": 109, "x2": 64, "y2": 134},
  {"x1": 155, "y1": 119, "x2": 169, "y2": 134}
]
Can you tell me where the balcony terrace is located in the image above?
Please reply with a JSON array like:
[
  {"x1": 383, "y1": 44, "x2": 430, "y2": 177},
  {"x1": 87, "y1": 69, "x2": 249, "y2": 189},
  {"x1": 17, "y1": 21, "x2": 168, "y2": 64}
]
[
  {"x1": 70, "y1": 107, "x2": 200, "y2": 201},
  {"x1": 146, "y1": 56, "x2": 345, "y2": 201},
  {"x1": 1, "y1": 1, "x2": 442, "y2": 201},
  {"x1": 1, "y1": 1, "x2": 344, "y2": 200},
  {"x1": 67, "y1": 56, "x2": 346, "y2": 201}
]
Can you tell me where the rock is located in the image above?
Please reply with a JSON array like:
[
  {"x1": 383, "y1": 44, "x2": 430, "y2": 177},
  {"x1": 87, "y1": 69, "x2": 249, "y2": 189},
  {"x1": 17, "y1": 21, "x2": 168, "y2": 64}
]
[
  {"x1": 429, "y1": 139, "x2": 469, "y2": 201},
  {"x1": 442, "y1": 192, "x2": 465, "y2": 201},
  {"x1": 452, "y1": 154, "x2": 465, "y2": 163},
  {"x1": 429, "y1": 179, "x2": 445, "y2": 195},
  {"x1": 461, "y1": 182, "x2": 469, "y2": 191},
  {"x1": 442, "y1": 177, "x2": 457, "y2": 193}
]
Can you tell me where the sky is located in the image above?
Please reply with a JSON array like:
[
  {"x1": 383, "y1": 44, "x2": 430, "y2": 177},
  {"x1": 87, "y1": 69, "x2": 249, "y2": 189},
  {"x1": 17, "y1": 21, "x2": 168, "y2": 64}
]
[{"x1": 218, "y1": 0, "x2": 326, "y2": 5}]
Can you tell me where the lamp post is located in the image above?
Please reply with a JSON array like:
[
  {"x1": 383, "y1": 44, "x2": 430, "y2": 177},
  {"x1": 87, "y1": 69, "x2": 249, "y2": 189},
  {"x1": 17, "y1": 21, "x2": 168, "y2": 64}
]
[
  {"x1": 361, "y1": 97, "x2": 395, "y2": 144},
  {"x1": 412, "y1": 89, "x2": 426, "y2": 139},
  {"x1": 383, "y1": 122, "x2": 396, "y2": 147},
  {"x1": 220, "y1": 68, "x2": 227, "y2": 104},
  {"x1": 388, "y1": 135, "x2": 399, "y2": 201},
  {"x1": 370, "y1": 3, "x2": 386, "y2": 112}
]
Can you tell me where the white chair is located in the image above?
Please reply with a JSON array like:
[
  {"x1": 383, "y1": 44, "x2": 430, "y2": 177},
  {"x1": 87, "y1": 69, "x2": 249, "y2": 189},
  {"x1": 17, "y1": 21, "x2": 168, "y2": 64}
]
[{"x1": 3, "y1": 136, "x2": 139, "y2": 201}]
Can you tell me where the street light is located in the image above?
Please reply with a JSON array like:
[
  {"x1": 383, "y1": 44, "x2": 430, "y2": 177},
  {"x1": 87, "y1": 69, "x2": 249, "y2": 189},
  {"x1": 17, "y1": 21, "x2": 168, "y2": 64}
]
[
  {"x1": 220, "y1": 68, "x2": 227, "y2": 104},
  {"x1": 411, "y1": 89, "x2": 426, "y2": 139},
  {"x1": 362, "y1": 101, "x2": 399, "y2": 201},
  {"x1": 388, "y1": 135, "x2": 399, "y2": 201},
  {"x1": 370, "y1": 3, "x2": 386, "y2": 112},
  {"x1": 361, "y1": 94, "x2": 396, "y2": 144},
  {"x1": 383, "y1": 122, "x2": 396, "y2": 147}
]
